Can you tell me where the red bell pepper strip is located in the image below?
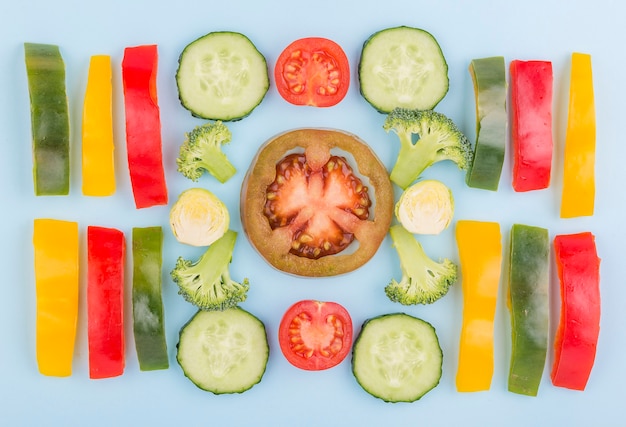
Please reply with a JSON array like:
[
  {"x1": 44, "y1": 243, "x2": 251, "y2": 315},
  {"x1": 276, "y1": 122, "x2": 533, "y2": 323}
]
[
  {"x1": 87, "y1": 226, "x2": 126, "y2": 379},
  {"x1": 551, "y1": 232, "x2": 601, "y2": 391},
  {"x1": 509, "y1": 60, "x2": 553, "y2": 192},
  {"x1": 122, "y1": 44, "x2": 168, "y2": 209}
]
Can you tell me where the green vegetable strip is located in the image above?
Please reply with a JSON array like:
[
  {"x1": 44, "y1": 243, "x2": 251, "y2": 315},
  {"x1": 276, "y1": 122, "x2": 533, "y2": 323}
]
[
  {"x1": 466, "y1": 56, "x2": 507, "y2": 191},
  {"x1": 132, "y1": 226, "x2": 169, "y2": 371},
  {"x1": 507, "y1": 224, "x2": 549, "y2": 396},
  {"x1": 24, "y1": 43, "x2": 70, "y2": 195}
]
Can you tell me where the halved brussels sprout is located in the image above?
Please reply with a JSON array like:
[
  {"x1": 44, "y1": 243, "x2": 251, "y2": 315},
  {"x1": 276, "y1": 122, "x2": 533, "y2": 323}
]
[
  {"x1": 395, "y1": 180, "x2": 453, "y2": 235},
  {"x1": 169, "y1": 188, "x2": 229, "y2": 246}
]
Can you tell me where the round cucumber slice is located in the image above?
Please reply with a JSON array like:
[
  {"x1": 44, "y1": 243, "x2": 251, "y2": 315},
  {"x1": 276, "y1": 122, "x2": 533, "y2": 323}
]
[
  {"x1": 352, "y1": 313, "x2": 443, "y2": 402},
  {"x1": 177, "y1": 307, "x2": 269, "y2": 394},
  {"x1": 176, "y1": 31, "x2": 269, "y2": 121},
  {"x1": 358, "y1": 26, "x2": 449, "y2": 113}
]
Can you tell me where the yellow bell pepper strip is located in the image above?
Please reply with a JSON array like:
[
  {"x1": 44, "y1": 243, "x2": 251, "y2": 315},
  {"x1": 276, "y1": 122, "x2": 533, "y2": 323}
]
[
  {"x1": 455, "y1": 220, "x2": 502, "y2": 392},
  {"x1": 507, "y1": 224, "x2": 549, "y2": 396},
  {"x1": 466, "y1": 56, "x2": 507, "y2": 191},
  {"x1": 33, "y1": 219, "x2": 79, "y2": 376},
  {"x1": 560, "y1": 53, "x2": 596, "y2": 218},
  {"x1": 132, "y1": 227, "x2": 169, "y2": 371},
  {"x1": 24, "y1": 43, "x2": 70, "y2": 196},
  {"x1": 87, "y1": 226, "x2": 126, "y2": 379},
  {"x1": 82, "y1": 55, "x2": 115, "y2": 196},
  {"x1": 122, "y1": 45, "x2": 168, "y2": 209},
  {"x1": 551, "y1": 232, "x2": 601, "y2": 391},
  {"x1": 509, "y1": 60, "x2": 553, "y2": 192}
]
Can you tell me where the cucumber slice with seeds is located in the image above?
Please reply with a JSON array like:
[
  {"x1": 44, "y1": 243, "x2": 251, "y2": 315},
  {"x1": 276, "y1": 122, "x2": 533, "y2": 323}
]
[
  {"x1": 176, "y1": 31, "x2": 269, "y2": 121},
  {"x1": 352, "y1": 313, "x2": 442, "y2": 403},
  {"x1": 177, "y1": 307, "x2": 269, "y2": 394},
  {"x1": 358, "y1": 26, "x2": 449, "y2": 113}
]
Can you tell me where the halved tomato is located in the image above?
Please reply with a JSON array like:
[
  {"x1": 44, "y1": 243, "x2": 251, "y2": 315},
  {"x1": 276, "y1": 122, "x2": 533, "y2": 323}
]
[
  {"x1": 278, "y1": 300, "x2": 353, "y2": 371},
  {"x1": 274, "y1": 37, "x2": 350, "y2": 107},
  {"x1": 240, "y1": 128, "x2": 393, "y2": 277}
]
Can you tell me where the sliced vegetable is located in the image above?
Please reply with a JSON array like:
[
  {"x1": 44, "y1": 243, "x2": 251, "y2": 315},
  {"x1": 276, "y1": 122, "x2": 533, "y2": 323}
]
[
  {"x1": 24, "y1": 43, "x2": 70, "y2": 196},
  {"x1": 122, "y1": 44, "x2": 168, "y2": 209},
  {"x1": 507, "y1": 224, "x2": 549, "y2": 396},
  {"x1": 395, "y1": 180, "x2": 454, "y2": 235},
  {"x1": 352, "y1": 313, "x2": 443, "y2": 403},
  {"x1": 385, "y1": 224, "x2": 457, "y2": 306},
  {"x1": 383, "y1": 108, "x2": 472, "y2": 189},
  {"x1": 87, "y1": 226, "x2": 125, "y2": 379},
  {"x1": 509, "y1": 60, "x2": 553, "y2": 192},
  {"x1": 278, "y1": 300, "x2": 353, "y2": 371},
  {"x1": 274, "y1": 37, "x2": 350, "y2": 107},
  {"x1": 466, "y1": 56, "x2": 507, "y2": 191},
  {"x1": 551, "y1": 232, "x2": 601, "y2": 391},
  {"x1": 176, "y1": 31, "x2": 269, "y2": 121},
  {"x1": 177, "y1": 307, "x2": 269, "y2": 394},
  {"x1": 241, "y1": 128, "x2": 393, "y2": 277},
  {"x1": 560, "y1": 53, "x2": 596, "y2": 218},
  {"x1": 132, "y1": 227, "x2": 169, "y2": 371},
  {"x1": 82, "y1": 54, "x2": 115, "y2": 196},
  {"x1": 169, "y1": 188, "x2": 229, "y2": 247},
  {"x1": 176, "y1": 121, "x2": 236, "y2": 183},
  {"x1": 358, "y1": 26, "x2": 449, "y2": 113},
  {"x1": 33, "y1": 219, "x2": 79, "y2": 376},
  {"x1": 170, "y1": 229, "x2": 249, "y2": 311},
  {"x1": 455, "y1": 220, "x2": 502, "y2": 392}
]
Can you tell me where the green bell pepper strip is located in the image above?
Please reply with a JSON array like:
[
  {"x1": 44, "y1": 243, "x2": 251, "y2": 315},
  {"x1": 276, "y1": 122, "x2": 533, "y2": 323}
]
[
  {"x1": 132, "y1": 226, "x2": 169, "y2": 371},
  {"x1": 507, "y1": 224, "x2": 549, "y2": 396},
  {"x1": 24, "y1": 43, "x2": 70, "y2": 195},
  {"x1": 466, "y1": 56, "x2": 507, "y2": 191}
]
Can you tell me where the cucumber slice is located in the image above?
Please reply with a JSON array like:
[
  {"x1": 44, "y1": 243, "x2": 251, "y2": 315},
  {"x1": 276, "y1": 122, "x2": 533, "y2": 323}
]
[
  {"x1": 358, "y1": 26, "x2": 449, "y2": 113},
  {"x1": 176, "y1": 31, "x2": 269, "y2": 121},
  {"x1": 177, "y1": 307, "x2": 269, "y2": 394},
  {"x1": 352, "y1": 313, "x2": 442, "y2": 402}
]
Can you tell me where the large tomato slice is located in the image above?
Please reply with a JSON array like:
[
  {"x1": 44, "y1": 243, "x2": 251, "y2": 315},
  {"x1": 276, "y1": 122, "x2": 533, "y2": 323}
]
[
  {"x1": 274, "y1": 37, "x2": 350, "y2": 107},
  {"x1": 240, "y1": 128, "x2": 393, "y2": 277},
  {"x1": 278, "y1": 300, "x2": 353, "y2": 371}
]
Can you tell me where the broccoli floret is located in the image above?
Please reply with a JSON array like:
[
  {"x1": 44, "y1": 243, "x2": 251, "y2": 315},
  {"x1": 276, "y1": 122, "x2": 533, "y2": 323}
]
[
  {"x1": 385, "y1": 224, "x2": 457, "y2": 305},
  {"x1": 384, "y1": 107, "x2": 472, "y2": 189},
  {"x1": 176, "y1": 120, "x2": 237, "y2": 183},
  {"x1": 171, "y1": 229, "x2": 249, "y2": 311}
]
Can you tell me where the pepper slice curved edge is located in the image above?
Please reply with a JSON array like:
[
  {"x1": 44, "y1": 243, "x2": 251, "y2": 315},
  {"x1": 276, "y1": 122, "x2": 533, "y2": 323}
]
[
  {"x1": 122, "y1": 44, "x2": 168, "y2": 209},
  {"x1": 507, "y1": 224, "x2": 549, "y2": 396},
  {"x1": 33, "y1": 219, "x2": 79, "y2": 376},
  {"x1": 455, "y1": 220, "x2": 502, "y2": 392},
  {"x1": 132, "y1": 226, "x2": 169, "y2": 371},
  {"x1": 24, "y1": 43, "x2": 70, "y2": 196},
  {"x1": 551, "y1": 232, "x2": 601, "y2": 391}
]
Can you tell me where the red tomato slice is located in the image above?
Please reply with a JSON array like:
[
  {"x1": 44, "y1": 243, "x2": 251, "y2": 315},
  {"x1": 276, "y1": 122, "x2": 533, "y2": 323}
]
[
  {"x1": 278, "y1": 300, "x2": 353, "y2": 370},
  {"x1": 274, "y1": 37, "x2": 350, "y2": 107}
]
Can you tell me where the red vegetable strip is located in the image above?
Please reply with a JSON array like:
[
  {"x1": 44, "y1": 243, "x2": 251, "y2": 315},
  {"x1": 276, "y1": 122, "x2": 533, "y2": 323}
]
[
  {"x1": 87, "y1": 226, "x2": 126, "y2": 379},
  {"x1": 122, "y1": 45, "x2": 168, "y2": 209},
  {"x1": 509, "y1": 60, "x2": 553, "y2": 192},
  {"x1": 551, "y1": 232, "x2": 601, "y2": 391}
]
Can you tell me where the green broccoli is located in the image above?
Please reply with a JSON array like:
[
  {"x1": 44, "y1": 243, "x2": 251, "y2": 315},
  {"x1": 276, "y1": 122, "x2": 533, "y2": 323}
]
[
  {"x1": 383, "y1": 107, "x2": 472, "y2": 189},
  {"x1": 176, "y1": 120, "x2": 236, "y2": 183},
  {"x1": 171, "y1": 229, "x2": 249, "y2": 311},
  {"x1": 385, "y1": 224, "x2": 457, "y2": 305}
]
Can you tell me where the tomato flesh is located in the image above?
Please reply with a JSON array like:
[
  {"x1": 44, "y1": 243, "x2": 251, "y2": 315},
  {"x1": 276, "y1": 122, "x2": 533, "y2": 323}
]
[
  {"x1": 264, "y1": 153, "x2": 371, "y2": 259},
  {"x1": 278, "y1": 300, "x2": 353, "y2": 371},
  {"x1": 240, "y1": 128, "x2": 394, "y2": 277},
  {"x1": 275, "y1": 37, "x2": 350, "y2": 107}
]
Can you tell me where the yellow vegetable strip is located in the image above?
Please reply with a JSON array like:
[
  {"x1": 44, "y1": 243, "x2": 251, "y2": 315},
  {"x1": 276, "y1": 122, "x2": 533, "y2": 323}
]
[
  {"x1": 33, "y1": 219, "x2": 79, "y2": 376},
  {"x1": 82, "y1": 55, "x2": 115, "y2": 196},
  {"x1": 560, "y1": 52, "x2": 595, "y2": 218},
  {"x1": 455, "y1": 220, "x2": 502, "y2": 392}
]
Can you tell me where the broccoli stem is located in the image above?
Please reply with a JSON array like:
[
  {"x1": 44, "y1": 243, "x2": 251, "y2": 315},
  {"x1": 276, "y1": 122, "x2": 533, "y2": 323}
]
[
  {"x1": 199, "y1": 148, "x2": 236, "y2": 183},
  {"x1": 390, "y1": 133, "x2": 436, "y2": 189}
]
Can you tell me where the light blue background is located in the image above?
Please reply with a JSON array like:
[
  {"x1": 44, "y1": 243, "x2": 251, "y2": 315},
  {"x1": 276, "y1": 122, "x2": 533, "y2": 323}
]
[{"x1": 1, "y1": 0, "x2": 623, "y2": 425}]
